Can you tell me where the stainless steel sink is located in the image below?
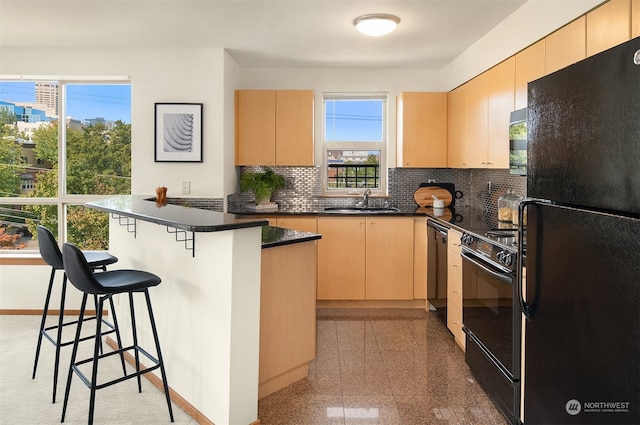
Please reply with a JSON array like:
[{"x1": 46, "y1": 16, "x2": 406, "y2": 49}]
[{"x1": 323, "y1": 207, "x2": 401, "y2": 214}]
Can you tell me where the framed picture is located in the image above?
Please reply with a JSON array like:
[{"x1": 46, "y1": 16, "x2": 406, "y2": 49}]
[{"x1": 154, "y1": 103, "x2": 203, "y2": 162}]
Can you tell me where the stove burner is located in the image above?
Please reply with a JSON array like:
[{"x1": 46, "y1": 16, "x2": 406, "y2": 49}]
[{"x1": 485, "y1": 229, "x2": 517, "y2": 237}]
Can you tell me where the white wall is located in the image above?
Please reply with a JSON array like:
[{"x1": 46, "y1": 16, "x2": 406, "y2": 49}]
[
  {"x1": 442, "y1": 0, "x2": 605, "y2": 89},
  {"x1": 0, "y1": 47, "x2": 228, "y2": 199}
]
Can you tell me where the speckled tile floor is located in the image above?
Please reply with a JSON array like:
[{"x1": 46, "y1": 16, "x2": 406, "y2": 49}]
[{"x1": 258, "y1": 308, "x2": 509, "y2": 425}]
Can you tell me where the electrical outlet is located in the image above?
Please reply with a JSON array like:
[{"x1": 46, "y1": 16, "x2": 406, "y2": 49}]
[
  {"x1": 284, "y1": 176, "x2": 295, "y2": 190},
  {"x1": 181, "y1": 181, "x2": 190, "y2": 194},
  {"x1": 427, "y1": 178, "x2": 436, "y2": 183}
]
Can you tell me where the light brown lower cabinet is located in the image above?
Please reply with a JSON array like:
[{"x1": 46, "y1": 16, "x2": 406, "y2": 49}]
[
  {"x1": 317, "y1": 217, "x2": 414, "y2": 300},
  {"x1": 259, "y1": 241, "x2": 317, "y2": 398},
  {"x1": 447, "y1": 228, "x2": 465, "y2": 351}
]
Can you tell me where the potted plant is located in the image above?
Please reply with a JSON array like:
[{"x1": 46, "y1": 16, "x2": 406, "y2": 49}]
[{"x1": 240, "y1": 167, "x2": 286, "y2": 205}]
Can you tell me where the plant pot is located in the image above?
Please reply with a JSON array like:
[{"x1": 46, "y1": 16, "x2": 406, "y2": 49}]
[{"x1": 253, "y1": 188, "x2": 273, "y2": 205}]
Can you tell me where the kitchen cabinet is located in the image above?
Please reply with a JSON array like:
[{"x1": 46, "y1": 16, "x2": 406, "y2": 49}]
[
  {"x1": 465, "y1": 71, "x2": 489, "y2": 168},
  {"x1": 365, "y1": 217, "x2": 414, "y2": 300},
  {"x1": 259, "y1": 240, "x2": 316, "y2": 398},
  {"x1": 317, "y1": 217, "x2": 413, "y2": 300},
  {"x1": 276, "y1": 216, "x2": 317, "y2": 233},
  {"x1": 235, "y1": 90, "x2": 314, "y2": 166},
  {"x1": 487, "y1": 57, "x2": 515, "y2": 169},
  {"x1": 545, "y1": 16, "x2": 586, "y2": 74},
  {"x1": 633, "y1": 0, "x2": 640, "y2": 37},
  {"x1": 317, "y1": 217, "x2": 366, "y2": 300},
  {"x1": 447, "y1": 84, "x2": 468, "y2": 168},
  {"x1": 413, "y1": 218, "x2": 427, "y2": 300},
  {"x1": 515, "y1": 40, "x2": 545, "y2": 110},
  {"x1": 396, "y1": 92, "x2": 448, "y2": 168},
  {"x1": 447, "y1": 228, "x2": 465, "y2": 351},
  {"x1": 448, "y1": 64, "x2": 511, "y2": 169},
  {"x1": 587, "y1": 0, "x2": 631, "y2": 57}
]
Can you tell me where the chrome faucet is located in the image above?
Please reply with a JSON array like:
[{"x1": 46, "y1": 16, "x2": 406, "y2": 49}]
[{"x1": 362, "y1": 189, "x2": 371, "y2": 208}]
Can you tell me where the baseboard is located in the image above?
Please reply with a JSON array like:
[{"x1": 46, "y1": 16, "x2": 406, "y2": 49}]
[
  {"x1": 316, "y1": 299, "x2": 427, "y2": 309},
  {"x1": 105, "y1": 337, "x2": 261, "y2": 425}
]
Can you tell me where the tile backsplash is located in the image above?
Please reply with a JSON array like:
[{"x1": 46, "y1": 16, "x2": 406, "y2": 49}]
[{"x1": 229, "y1": 166, "x2": 526, "y2": 214}]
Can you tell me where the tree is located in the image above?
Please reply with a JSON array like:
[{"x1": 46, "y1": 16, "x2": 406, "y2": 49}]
[
  {"x1": 0, "y1": 226, "x2": 26, "y2": 249},
  {"x1": 24, "y1": 121, "x2": 131, "y2": 249},
  {"x1": 0, "y1": 109, "x2": 24, "y2": 197}
]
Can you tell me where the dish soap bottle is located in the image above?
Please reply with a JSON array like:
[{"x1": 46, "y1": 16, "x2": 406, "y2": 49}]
[{"x1": 498, "y1": 189, "x2": 522, "y2": 223}]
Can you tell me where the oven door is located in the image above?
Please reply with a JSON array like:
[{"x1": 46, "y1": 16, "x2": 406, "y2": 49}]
[
  {"x1": 461, "y1": 249, "x2": 518, "y2": 377},
  {"x1": 462, "y1": 248, "x2": 521, "y2": 424}
]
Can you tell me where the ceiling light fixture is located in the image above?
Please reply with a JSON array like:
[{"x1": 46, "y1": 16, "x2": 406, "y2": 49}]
[{"x1": 353, "y1": 14, "x2": 400, "y2": 37}]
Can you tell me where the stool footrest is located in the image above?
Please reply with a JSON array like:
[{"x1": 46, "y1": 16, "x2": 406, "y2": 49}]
[
  {"x1": 71, "y1": 345, "x2": 162, "y2": 392},
  {"x1": 41, "y1": 317, "x2": 117, "y2": 348}
]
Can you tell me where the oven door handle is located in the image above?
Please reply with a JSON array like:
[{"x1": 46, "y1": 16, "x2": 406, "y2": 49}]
[{"x1": 461, "y1": 251, "x2": 513, "y2": 284}]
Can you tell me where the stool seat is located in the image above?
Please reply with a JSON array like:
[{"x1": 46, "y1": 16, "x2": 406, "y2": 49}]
[
  {"x1": 61, "y1": 242, "x2": 174, "y2": 425},
  {"x1": 33, "y1": 225, "x2": 122, "y2": 404},
  {"x1": 80, "y1": 270, "x2": 162, "y2": 294}
]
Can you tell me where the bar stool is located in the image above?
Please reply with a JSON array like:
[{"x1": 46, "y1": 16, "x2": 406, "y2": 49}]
[
  {"x1": 33, "y1": 225, "x2": 122, "y2": 403},
  {"x1": 61, "y1": 242, "x2": 174, "y2": 425}
]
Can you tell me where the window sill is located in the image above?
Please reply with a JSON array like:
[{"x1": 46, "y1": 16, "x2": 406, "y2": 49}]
[{"x1": 0, "y1": 254, "x2": 46, "y2": 266}]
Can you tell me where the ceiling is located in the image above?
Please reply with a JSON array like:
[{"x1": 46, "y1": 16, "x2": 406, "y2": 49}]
[{"x1": 0, "y1": 0, "x2": 529, "y2": 68}]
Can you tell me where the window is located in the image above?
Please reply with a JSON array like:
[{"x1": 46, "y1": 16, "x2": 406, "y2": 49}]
[
  {"x1": 0, "y1": 79, "x2": 131, "y2": 252},
  {"x1": 323, "y1": 93, "x2": 387, "y2": 194}
]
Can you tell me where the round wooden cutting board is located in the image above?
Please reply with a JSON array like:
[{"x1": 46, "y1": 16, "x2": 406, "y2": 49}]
[{"x1": 413, "y1": 187, "x2": 453, "y2": 207}]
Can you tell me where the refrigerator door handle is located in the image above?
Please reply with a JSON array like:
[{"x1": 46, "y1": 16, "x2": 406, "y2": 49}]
[{"x1": 517, "y1": 198, "x2": 552, "y2": 320}]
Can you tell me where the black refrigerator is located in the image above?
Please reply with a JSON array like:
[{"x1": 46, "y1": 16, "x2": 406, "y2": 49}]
[{"x1": 519, "y1": 36, "x2": 640, "y2": 424}]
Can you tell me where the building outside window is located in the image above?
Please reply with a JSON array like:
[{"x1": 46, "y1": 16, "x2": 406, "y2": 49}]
[
  {"x1": 322, "y1": 92, "x2": 387, "y2": 195},
  {"x1": 0, "y1": 80, "x2": 131, "y2": 252}
]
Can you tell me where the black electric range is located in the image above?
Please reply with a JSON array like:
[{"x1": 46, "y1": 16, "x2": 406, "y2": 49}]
[{"x1": 434, "y1": 206, "x2": 521, "y2": 249}]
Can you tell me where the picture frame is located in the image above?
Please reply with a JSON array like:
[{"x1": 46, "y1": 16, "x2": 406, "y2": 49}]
[{"x1": 154, "y1": 102, "x2": 203, "y2": 162}]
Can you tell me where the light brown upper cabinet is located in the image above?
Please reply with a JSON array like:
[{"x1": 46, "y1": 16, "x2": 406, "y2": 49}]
[
  {"x1": 396, "y1": 92, "x2": 448, "y2": 168},
  {"x1": 515, "y1": 40, "x2": 545, "y2": 110},
  {"x1": 587, "y1": 0, "x2": 631, "y2": 56},
  {"x1": 465, "y1": 71, "x2": 490, "y2": 168},
  {"x1": 633, "y1": 0, "x2": 640, "y2": 37},
  {"x1": 545, "y1": 16, "x2": 586, "y2": 74},
  {"x1": 235, "y1": 90, "x2": 314, "y2": 166},
  {"x1": 447, "y1": 84, "x2": 468, "y2": 168},
  {"x1": 487, "y1": 57, "x2": 515, "y2": 169}
]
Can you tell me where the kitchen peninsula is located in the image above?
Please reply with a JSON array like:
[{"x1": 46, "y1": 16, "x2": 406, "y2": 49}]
[{"x1": 86, "y1": 196, "x2": 320, "y2": 425}]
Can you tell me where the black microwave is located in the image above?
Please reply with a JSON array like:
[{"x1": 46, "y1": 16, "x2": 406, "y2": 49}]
[{"x1": 509, "y1": 108, "x2": 527, "y2": 175}]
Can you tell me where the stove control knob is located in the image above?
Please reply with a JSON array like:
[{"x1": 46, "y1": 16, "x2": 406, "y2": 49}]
[
  {"x1": 461, "y1": 234, "x2": 474, "y2": 246},
  {"x1": 498, "y1": 251, "x2": 513, "y2": 266}
]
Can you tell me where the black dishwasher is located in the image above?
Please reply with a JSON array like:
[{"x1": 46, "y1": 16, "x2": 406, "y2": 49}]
[{"x1": 426, "y1": 219, "x2": 448, "y2": 325}]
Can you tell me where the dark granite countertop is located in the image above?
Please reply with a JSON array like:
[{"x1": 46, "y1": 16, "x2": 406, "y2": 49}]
[
  {"x1": 86, "y1": 196, "x2": 322, "y2": 249},
  {"x1": 88, "y1": 196, "x2": 268, "y2": 233},
  {"x1": 260, "y1": 226, "x2": 321, "y2": 249},
  {"x1": 230, "y1": 204, "x2": 516, "y2": 237}
]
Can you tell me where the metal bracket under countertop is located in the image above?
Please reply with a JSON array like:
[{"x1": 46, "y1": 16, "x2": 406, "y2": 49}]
[
  {"x1": 166, "y1": 227, "x2": 195, "y2": 257},
  {"x1": 111, "y1": 213, "x2": 136, "y2": 238}
]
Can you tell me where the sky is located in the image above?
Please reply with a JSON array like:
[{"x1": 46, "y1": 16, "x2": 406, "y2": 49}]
[{"x1": 0, "y1": 81, "x2": 131, "y2": 123}]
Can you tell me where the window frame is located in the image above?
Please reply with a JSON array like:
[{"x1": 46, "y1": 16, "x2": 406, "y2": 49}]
[
  {"x1": 321, "y1": 92, "x2": 388, "y2": 196},
  {"x1": 0, "y1": 77, "x2": 131, "y2": 256}
]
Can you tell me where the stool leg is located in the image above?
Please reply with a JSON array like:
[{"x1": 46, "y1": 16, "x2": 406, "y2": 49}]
[
  {"x1": 87, "y1": 295, "x2": 104, "y2": 425},
  {"x1": 51, "y1": 273, "x2": 69, "y2": 403},
  {"x1": 33, "y1": 267, "x2": 56, "y2": 380},
  {"x1": 128, "y1": 292, "x2": 143, "y2": 393},
  {"x1": 144, "y1": 289, "x2": 174, "y2": 422},
  {"x1": 107, "y1": 296, "x2": 127, "y2": 376},
  {"x1": 61, "y1": 292, "x2": 88, "y2": 423}
]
